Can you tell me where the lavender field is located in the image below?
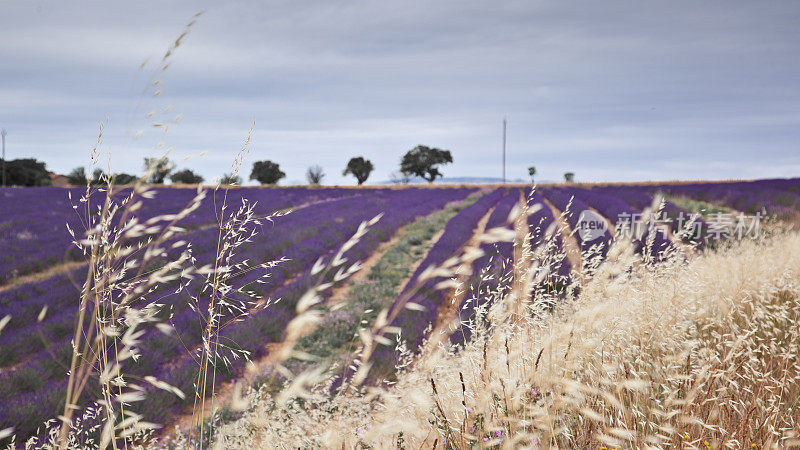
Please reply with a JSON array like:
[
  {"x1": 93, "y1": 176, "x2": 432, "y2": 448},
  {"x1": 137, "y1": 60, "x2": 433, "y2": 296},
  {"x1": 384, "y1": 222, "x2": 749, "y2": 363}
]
[{"x1": 1, "y1": 178, "x2": 799, "y2": 446}]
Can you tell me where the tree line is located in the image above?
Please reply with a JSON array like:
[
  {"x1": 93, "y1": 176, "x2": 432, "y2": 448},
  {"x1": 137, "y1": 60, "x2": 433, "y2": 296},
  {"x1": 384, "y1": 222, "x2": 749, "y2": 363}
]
[
  {"x1": 1, "y1": 145, "x2": 578, "y2": 187},
  {"x1": 0, "y1": 145, "x2": 457, "y2": 187}
]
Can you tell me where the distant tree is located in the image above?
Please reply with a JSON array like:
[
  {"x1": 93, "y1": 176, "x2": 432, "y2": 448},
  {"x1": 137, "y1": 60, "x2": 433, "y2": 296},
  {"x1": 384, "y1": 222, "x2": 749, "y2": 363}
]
[
  {"x1": 90, "y1": 168, "x2": 106, "y2": 186},
  {"x1": 564, "y1": 172, "x2": 575, "y2": 183},
  {"x1": 528, "y1": 166, "x2": 536, "y2": 183},
  {"x1": 0, "y1": 158, "x2": 51, "y2": 186},
  {"x1": 143, "y1": 157, "x2": 174, "y2": 184},
  {"x1": 250, "y1": 160, "x2": 285, "y2": 185},
  {"x1": 114, "y1": 173, "x2": 138, "y2": 185},
  {"x1": 389, "y1": 171, "x2": 410, "y2": 184},
  {"x1": 306, "y1": 165, "x2": 325, "y2": 185},
  {"x1": 67, "y1": 167, "x2": 88, "y2": 185},
  {"x1": 80, "y1": 168, "x2": 137, "y2": 186},
  {"x1": 170, "y1": 169, "x2": 204, "y2": 184},
  {"x1": 343, "y1": 156, "x2": 374, "y2": 185},
  {"x1": 400, "y1": 145, "x2": 453, "y2": 183},
  {"x1": 220, "y1": 173, "x2": 242, "y2": 185}
]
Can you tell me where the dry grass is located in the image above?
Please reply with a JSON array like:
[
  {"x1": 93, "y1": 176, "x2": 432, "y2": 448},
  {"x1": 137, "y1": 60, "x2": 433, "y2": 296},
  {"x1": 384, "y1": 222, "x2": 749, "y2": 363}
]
[
  {"x1": 358, "y1": 233, "x2": 800, "y2": 448},
  {"x1": 211, "y1": 218, "x2": 800, "y2": 449}
]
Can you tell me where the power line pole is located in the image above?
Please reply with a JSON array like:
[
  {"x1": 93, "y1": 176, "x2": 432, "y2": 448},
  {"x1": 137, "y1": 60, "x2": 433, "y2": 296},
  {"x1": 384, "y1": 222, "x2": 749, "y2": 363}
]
[
  {"x1": 502, "y1": 118, "x2": 507, "y2": 184},
  {"x1": 1, "y1": 129, "x2": 6, "y2": 187}
]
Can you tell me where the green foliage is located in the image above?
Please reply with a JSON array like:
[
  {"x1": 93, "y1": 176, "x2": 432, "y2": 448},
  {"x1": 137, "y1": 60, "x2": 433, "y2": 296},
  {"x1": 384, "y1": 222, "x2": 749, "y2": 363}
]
[
  {"x1": 250, "y1": 160, "x2": 285, "y2": 185},
  {"x1": 143, "y1": 157, "x2": 175, "y2": 184},
  {"x1": 0, "y1": 158, "x2": 51, "y2": 186},
  {"x1": 87, "y1": 168, "x2": 136, "y2": 186},
  {"x1": 220, "y1": 173, "x2": 242, "y2": 185},
  {"x1": 775, "y1": 193, "x2": 800, "y2": 210},
  {"x1": 67, "y1": 167, "x2": 87, "y2": 185},
  {"x1": 170, "y1": 168, "x2": 204, "y2": 184},
  {"x1": 90, "y1": 168, "x2": 106, "y2": 186},
  {"x1": 666, "y1": 195, "x2": 732, "y2": 218},
  {"x1": 9, "y1": 367, "x2": 45, "y2": 392},
  {"x1": 343, "y1": 156, "x2": 374, "y2": 185},
  {"x1": 114, "y1": 173, "x2": 138, "y2": 185},
  {"x1": 306, "y1": 165, "x2": 325, "y2": 185},
  {"x1": 400, "y1": 145, "x2": 453, "y2": 183},
  {"x1": 563, "y1": 172, "x2": 575, "y2": 183}
]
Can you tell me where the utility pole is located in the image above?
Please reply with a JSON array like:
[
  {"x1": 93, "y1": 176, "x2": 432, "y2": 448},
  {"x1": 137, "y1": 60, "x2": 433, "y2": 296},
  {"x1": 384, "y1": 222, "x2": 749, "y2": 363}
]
[
  {"x1": 502, "y1": 118, "x2": 507, "y2": 184},
  {"x1": 1, "y1": 129, "x2": 6, "y2": 187}
]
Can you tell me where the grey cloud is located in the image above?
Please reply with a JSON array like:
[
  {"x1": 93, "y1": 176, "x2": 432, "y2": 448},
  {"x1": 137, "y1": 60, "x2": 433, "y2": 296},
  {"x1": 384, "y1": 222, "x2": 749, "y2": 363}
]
[{"x1": 0, "y1": 0, "x2": 798, "y2": 185}]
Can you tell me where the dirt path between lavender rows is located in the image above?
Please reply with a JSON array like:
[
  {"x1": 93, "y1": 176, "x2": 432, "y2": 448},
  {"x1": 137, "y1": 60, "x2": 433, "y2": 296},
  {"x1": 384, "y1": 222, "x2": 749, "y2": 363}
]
[
  {"x1": 0, "y1": 260, "x2": 87, "y2": 294},
  {"x1": 162, "y1": 197, "x2": 471, "y2": 436}
]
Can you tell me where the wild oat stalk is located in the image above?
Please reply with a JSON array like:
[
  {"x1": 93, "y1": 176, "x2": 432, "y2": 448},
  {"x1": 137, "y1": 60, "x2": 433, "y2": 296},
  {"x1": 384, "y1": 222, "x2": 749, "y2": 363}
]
[
  {"x1": 188, "y1": 122, "x2": 259, "y2": 449},
  {"x1": 52, "y1": 168, "x2": 208, "y2": 449}
]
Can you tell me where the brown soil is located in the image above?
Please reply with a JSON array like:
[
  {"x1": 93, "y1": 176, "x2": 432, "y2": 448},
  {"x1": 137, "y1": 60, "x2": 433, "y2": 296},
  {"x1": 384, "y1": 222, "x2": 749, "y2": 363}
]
[{"x1": 0, "y1": 260, "x2": 87, "y2": 293}]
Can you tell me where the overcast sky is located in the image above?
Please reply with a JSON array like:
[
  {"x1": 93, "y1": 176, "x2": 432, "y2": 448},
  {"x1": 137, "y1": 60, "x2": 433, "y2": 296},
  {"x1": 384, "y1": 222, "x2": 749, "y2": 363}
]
[{"x1": 1, "y1": 0, "x2": 798, "y2": 185}]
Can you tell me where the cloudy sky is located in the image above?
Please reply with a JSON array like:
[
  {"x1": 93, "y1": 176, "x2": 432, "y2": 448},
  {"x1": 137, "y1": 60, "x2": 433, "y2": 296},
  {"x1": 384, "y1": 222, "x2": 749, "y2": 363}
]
[{"x1": 1, "y1": 0, "x2": 798, "y2": 185}]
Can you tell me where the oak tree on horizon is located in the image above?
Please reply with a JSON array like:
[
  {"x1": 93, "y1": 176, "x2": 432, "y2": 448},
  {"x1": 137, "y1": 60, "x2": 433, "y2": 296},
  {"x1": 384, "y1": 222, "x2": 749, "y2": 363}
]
[
  {"x1": 250, "y1": 160, "x2": 286, "y2": 185},
  {"x1": 400, "y1": 145, "x2": 453, "y2": 183},
  {"x1": 143, "y1": 157, "x2": 174, "y2": 184},
  {"x1": 343, "y1": 156, "x2": 374, "y2": 185},
  {"x1": 170, "y1": 168, "x2": 204, "y2": 184}
]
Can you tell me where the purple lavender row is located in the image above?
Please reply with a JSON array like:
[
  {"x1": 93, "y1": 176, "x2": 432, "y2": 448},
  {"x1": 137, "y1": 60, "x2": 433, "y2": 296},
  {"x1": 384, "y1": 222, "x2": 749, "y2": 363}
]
[
  {"x1": 517, "y1": 190, "x2": 577, "y2": 323},
  {"x1": 400, "y1": 189, "x2": 504, "y2": 293},
  {"x1": 0, "y1": 187, "x2": 475, "y2": 441},
  {"x1": 539, "y1": 187, "x2": 614, "y2": 256},
  {"x1": 591, "y1": 185, "x2": 708, "y2": 247},
  {"x1": 451, "y1": 188, "x2": 576, "y2": 346},
  {"x1": 746, "y1": 178, "x2": 800, "y2": 193},
  {"x1": 0, "y1": 268, "x2": 86, "y2": 334},
  {"x1": 559, "y1": 186, "x2": 672, "y2": 261},
  {"x1": 449, "y1": 190, "x2": 520, "y2": 344},
  {"x1": 132, "y1": 193, "x2": 420, "y2": 373},
  {"x1": 638, "y1": 179, "x2": 800, "y2": 219},
  {"x1": 366, "y1": 188, "x2": 505, "y2": 382},
  {"x1": 0, "y1": 186, "x2": 364, "y2": 284},
  {"x1": 0, "y1": 186, "x2": 363, "y2": 284},
  {"x1": 525, "y1": 189, "x2": 573, "y2": 297}
]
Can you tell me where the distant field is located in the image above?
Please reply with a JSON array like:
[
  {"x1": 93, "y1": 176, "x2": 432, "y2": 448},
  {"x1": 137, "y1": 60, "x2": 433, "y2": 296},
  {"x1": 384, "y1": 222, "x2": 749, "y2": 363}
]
[{"x1": 1, "y1": 178, "x2": 799, "y2": 445}]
